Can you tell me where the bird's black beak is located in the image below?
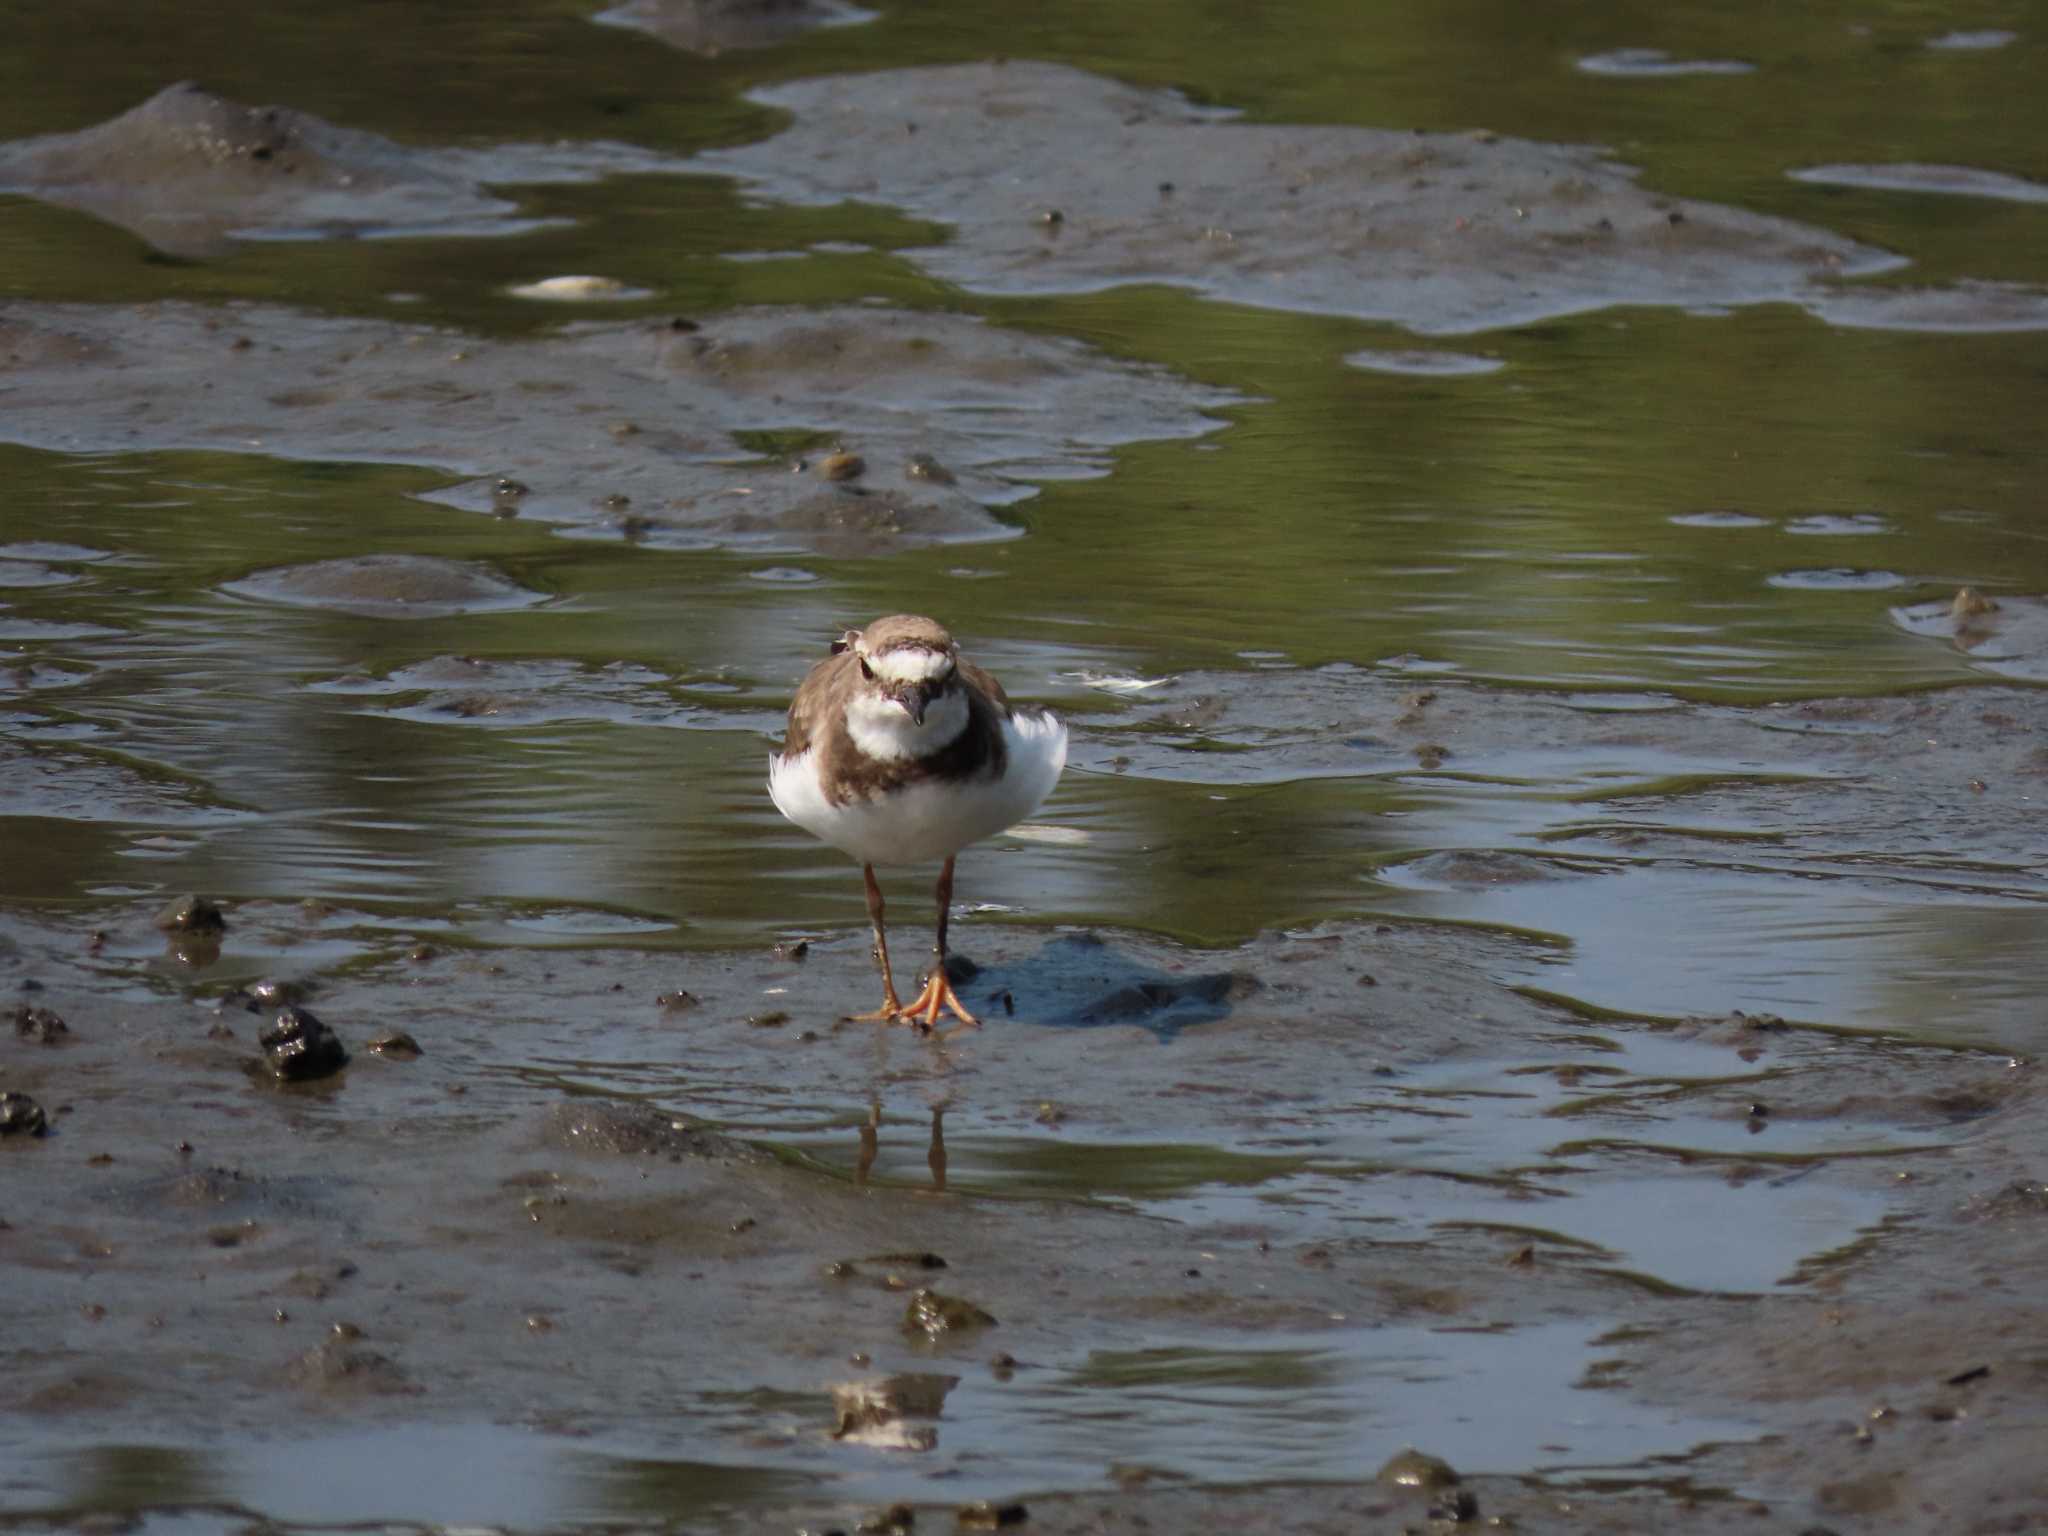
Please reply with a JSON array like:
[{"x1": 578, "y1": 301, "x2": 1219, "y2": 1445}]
[{"x1": 899, "y1": 682, "x2": 932, "y2": 726}]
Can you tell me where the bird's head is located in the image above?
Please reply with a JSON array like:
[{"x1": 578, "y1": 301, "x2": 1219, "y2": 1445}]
[{"x1": 838, "y1": 614, "x2": 960, "y2": 728}]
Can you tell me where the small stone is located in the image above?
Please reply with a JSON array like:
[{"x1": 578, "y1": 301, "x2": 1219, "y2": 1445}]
[
  {"x1": 1376, "y1": 1448, "x2": 1460, "y2": 1490},
  {"x1": 258, "y1": 1006, "x2": 349, "y2": 1081},
  {"x1": 857, "y1": 1503, "x2": 916, "y2": 1535},
  {"x1": 13, "y1": 1004, "x2": 70, "y2": 1043},
  {"x1": 1427, "y1": 1487, "x2": 1479, "y2": 1522},
  {"x1": 155, "y1": 894, "x2": 226, "y2": 932},
  {"x1": 955, "y1": 1501, "x2": 1027, "y2": 1528},
  {"x1": 905, "y1": 1288, "x2": 996, "y2": 1338},
  {"x1": 906, "y1": 452, "x2": 956, "y2": 485},
  {"x1": 0, "y1": 1092, "x2": 49, "y2": 1137},
  {"x1": 747, "y1": 1010, "x2": 790, "y2": 1028},
  {"x1": 819, "y1": 449, "x2": 866, "y2": 482},
  {"x1": 657, "y1": 989, "x2": 700, "y2": 1012},
  {"x1": 366, "y1": 1031, "x2": 423, "y2": 1059},
  {"x1": 1951, "y1": 587, "x2": 1998, "y2": 619}
]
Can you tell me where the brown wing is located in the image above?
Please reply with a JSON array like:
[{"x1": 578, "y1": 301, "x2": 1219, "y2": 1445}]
[
  {"x1": 781, "y1": 650, "x2": 857, "y2": 756},
  {"x1": 958, "y1": 657, "x2": 1012, "y2": 715}
]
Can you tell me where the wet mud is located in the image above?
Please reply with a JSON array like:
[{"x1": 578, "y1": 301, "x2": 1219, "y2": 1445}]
[
  {"x1": 3, "y1": 845, "x2": 2045, "y2": 1530},
  {"x1": 2, "y1": 25, "x2": 2046, "y2": 1536},
  {"x1": 684, "y1": 60, "x2": 1919, "y2": 335},
  {"x1": 0, "y1": 83, "x2": 700, "y2": 260},
  {"x1": 0, "y1": 301, "x2": 1241, "y2": 555}
]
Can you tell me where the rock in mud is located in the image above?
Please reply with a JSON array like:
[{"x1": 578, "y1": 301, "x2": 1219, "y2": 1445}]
[
  {"x1": 258, "y1": 1007, "x2": 348, "y2": 1082},
  {"x1": 542, "y1": 1099, "x2": 767, "y2": 1162},
  {"x1": 366, "y1": 1030, "x2": 423, "y2": 1059},
  {"x1": 0, "y1": 1092, "x2": 49, "y2": 1137},
  {"x1": 155, "y1": 893, "x2": 225, "y2": 932},
  {"x1": 955, "y1": 1501, "x2": 1029, "y2": 1529},
  {"x1": 286, "y1": 1334, "x2": 414, "y2": 1396},
  {"x1": 904, "y1": 1288, "x2": 997, "y2": 1338},
  {"x1": 0, "y1": 81, "x2": 696, "y2": 259},
  {"x1": 594, "y1": 0, "x2": 873, "y2": 56},
  {"x1": 1376, "y1": 1448, "x2": 1461, "y2": 1490},
  {"x1": 13, "y1": 1003, "x2": 69, "y2": 1042},
  {"x1": 830, "y1": 1371, "x2": 958, "y2": 1447}
]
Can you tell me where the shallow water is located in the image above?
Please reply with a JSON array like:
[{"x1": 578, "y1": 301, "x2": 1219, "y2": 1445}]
[{"x1": 3, "y1": 0, "x2": 2047, "y2": 1528}]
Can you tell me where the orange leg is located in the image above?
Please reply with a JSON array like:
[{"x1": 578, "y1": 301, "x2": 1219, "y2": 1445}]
[
  {"x1": 895, "y1": 856, "x2": 980, "y2": 1031},
  {"x1": 845, "y1": 863, "x2": 907, "y2": 1022}
]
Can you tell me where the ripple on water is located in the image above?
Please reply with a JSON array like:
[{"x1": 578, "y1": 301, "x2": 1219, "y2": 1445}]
[
  {"x1": 1344, "y1": 348, "x2": 1505, "y2": 377},
  {"x1": 1669, "y1": 509, "x2": 1769, "y2": 529},
  {"x1": 1765, "y1": 568, "x2": 1906, "y2": 591},
  {"x1": 1789, "y1": 162, "x2": 2048, "y2": 205},
  {"x1": 0, "y1": 541, "x2": 116, "y2": 563},
  {"x1": 1558, "y1": 691, "x2": 1681, "y2": 713},
  {"x1": 1925, "y1": 28, "x2": 2018, "y2": 50},
  {"x1": 307, "y1": 655, "x2": 745, "y2": 729},
  {"x1": 222, "y1": 555, "x2": 547, "y2": 618},
  {"x1": 1575, "y1": 48, "x2": 1755, "y2": 76},
  {"x1": 1784, "y1": 513, "x2": 1890, "y2": 536},
  {"x1": 0, "y1": 560, "x2": 80, "y2": 588},
  {"x1": 496, "y1": 906, "x2": 681, "y2": 939}
]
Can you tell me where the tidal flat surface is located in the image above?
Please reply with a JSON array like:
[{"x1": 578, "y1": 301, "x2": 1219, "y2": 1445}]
[{"x1": 2, "y1": 2, "x2": 2047, "y2": 1533}]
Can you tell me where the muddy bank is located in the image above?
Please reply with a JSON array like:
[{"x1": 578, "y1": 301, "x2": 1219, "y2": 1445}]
[
  {"x1": 0, "y1": 83, "x2": 702, "y2": 260},
  {"x1": 3, "y1": 889, "x2": 2044, "y2": 1530},
  {"x1": 0, "y1": 300, "x2": 1241, "y2": 554}
]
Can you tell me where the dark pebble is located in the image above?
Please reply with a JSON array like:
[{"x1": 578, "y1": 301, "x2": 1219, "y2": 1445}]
[
  {"x1": 904, "y1": 1288, "x2": 996, "y2": 1337},
  {"x1": 155, "y1": 894, "x2": 226, "y2": 932},
  {"x1": 0, "y1": 1092, "x2": 50, "y2": 1137},
  {"x1": 366, "y1": 1031, "x2": 423, "y2": 1059},
  {"x1": 1427, "y1": 1487, "x2": 1479, "y2": 1522},
  {"x1": 13, "y1": 1004, "x2": 70, "y2": 1043},
  {"x1": 956, "y1": 1501, "x2": 1027, "y2": 1529},
  {"x1": 258, "y1": 1006, "x2": 349, "y2": 1081}
]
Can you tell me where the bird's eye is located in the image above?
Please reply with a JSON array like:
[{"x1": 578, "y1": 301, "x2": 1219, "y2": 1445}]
[{"x1": 858, "y1": 658, "x2": 875, "y2": 681}]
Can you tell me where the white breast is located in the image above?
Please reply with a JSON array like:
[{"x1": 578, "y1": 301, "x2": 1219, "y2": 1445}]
[{"x1": 768, "y1": 708, "x2": 1068, "y2": 867}]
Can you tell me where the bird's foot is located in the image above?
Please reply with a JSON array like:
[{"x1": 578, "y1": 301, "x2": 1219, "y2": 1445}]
[
  {"x1": 896, "y1": 965, "x2": 980, "y2": 1032},
  {"x1": 845, "y1": 991, "x2": 905, "y2": 1023}
]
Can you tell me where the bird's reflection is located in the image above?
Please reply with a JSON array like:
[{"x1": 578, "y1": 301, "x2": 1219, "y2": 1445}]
[{"x1": 853, "y1": 1098, "x2": 948, "y2": 1193}]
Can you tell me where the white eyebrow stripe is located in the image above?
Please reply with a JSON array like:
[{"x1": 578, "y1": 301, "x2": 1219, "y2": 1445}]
[{"x1": 869, "y1": 649, "x2": 952, "y2": 682}]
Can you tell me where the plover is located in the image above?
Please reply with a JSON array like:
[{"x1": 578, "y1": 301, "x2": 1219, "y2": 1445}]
[{"x1": 769, "y1": 614, "x2": 1067, "y2": 1029}]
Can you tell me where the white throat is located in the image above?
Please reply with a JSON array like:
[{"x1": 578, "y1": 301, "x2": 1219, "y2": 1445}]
[{"x1": 846, "y1": 686, "x2": 969, "y2": 761}]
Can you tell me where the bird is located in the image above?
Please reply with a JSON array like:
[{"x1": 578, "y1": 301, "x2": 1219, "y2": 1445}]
[{"x1": 769, "y1": 614, "x2": 1067, "y2": 1029}]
